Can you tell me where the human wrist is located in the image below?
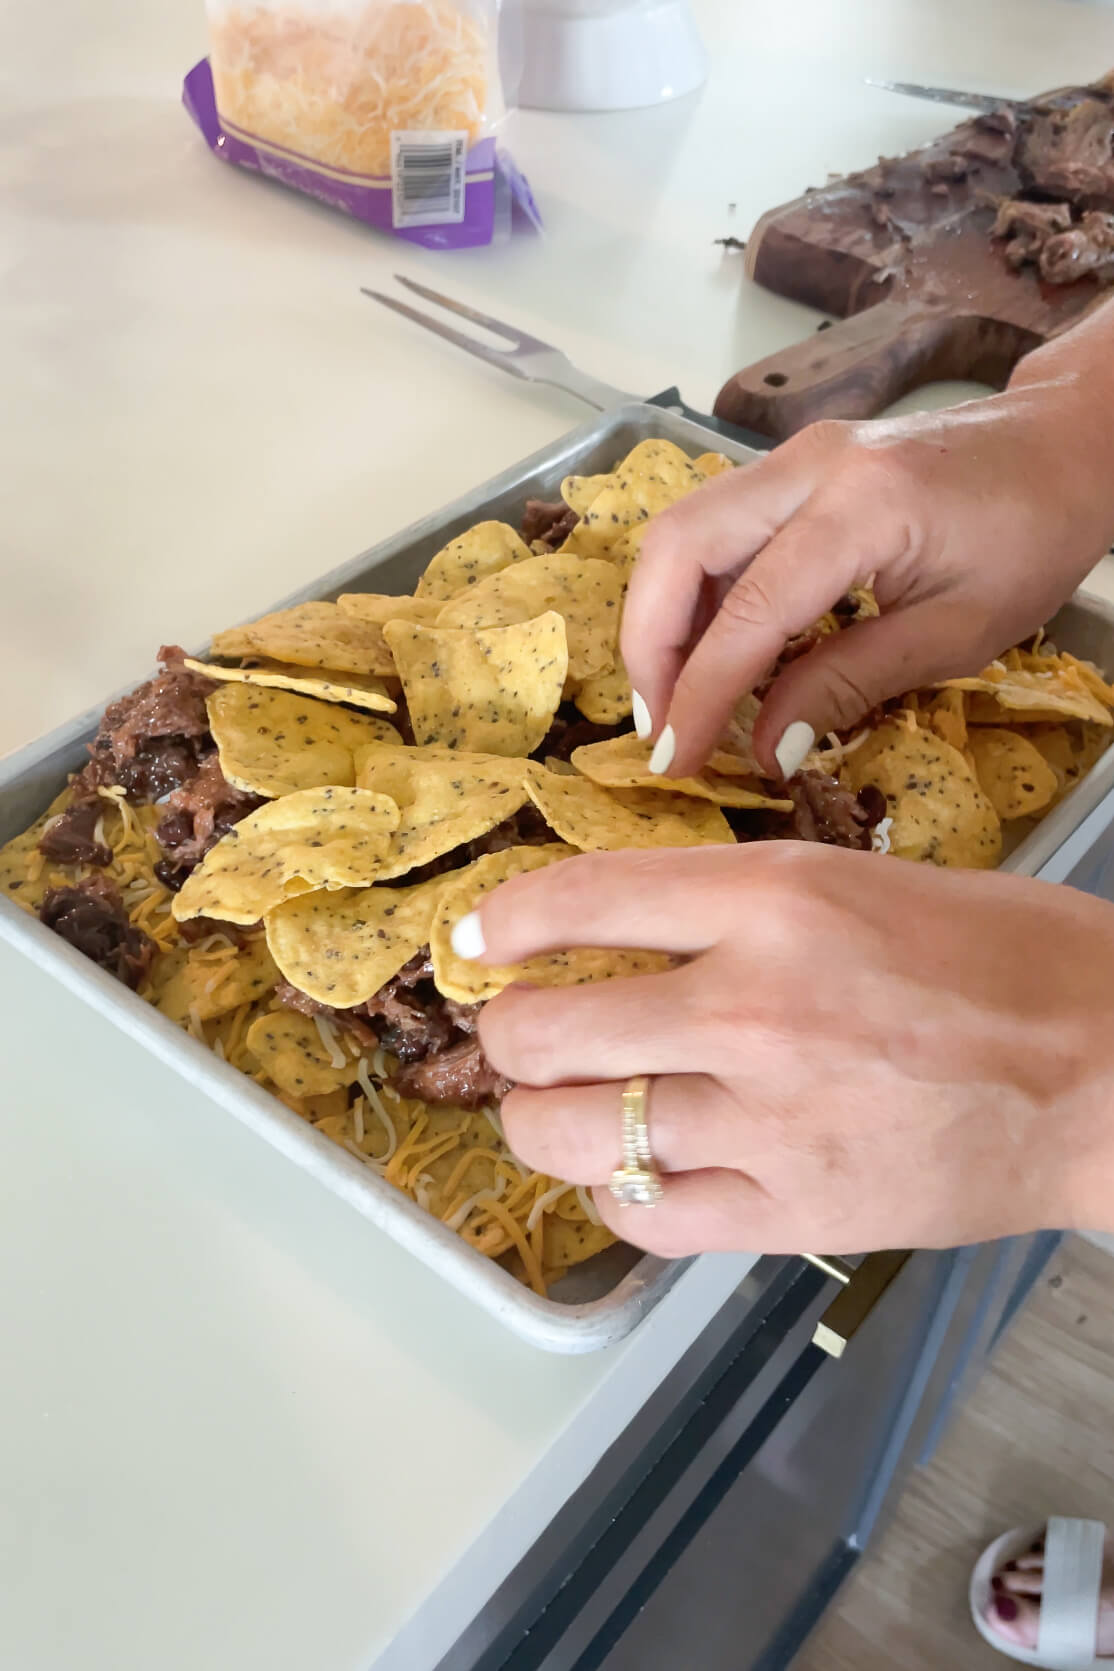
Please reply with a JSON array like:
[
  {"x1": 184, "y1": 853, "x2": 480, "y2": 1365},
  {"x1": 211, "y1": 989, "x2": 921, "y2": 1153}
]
[{"x1": 1006, "y1": 304, "x2": 1114, "y2": 524}]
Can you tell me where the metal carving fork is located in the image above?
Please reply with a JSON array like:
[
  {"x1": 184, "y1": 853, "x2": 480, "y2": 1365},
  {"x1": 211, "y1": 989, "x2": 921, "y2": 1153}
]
[{"x1": 361, "y1": 275, "x2": 773, "y2": 449}]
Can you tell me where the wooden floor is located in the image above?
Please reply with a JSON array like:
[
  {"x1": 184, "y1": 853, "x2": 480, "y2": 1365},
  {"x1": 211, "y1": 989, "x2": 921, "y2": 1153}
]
[{"x1": 795, "y1": 1236, "x2": 1114, "y2": 1671}]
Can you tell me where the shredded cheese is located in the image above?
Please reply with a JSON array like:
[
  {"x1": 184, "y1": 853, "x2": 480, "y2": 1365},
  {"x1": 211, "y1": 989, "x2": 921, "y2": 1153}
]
[
  {"x1": 209, "y1": 0, "x2": 490, "y2": 179},
  {"x1": 313, "y1": 1013, "x2": 347, "y2": 1069},
  {"x1": 526, "y1": 1181, "x2": 574, "y2": 1233},
  {"x1": 445, "y1": 1180, "x2": 506, "y2": 1232}
]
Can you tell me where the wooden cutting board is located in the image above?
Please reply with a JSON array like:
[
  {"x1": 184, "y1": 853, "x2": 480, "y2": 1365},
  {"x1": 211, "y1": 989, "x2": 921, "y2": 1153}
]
[{"x1": 714, "y1": 80, "x2": 1114, "y2": 441}]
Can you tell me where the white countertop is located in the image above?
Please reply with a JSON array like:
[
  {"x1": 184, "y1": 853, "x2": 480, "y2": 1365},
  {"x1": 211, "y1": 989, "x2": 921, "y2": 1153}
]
[{"x1": 3, "y1": 0, "x2": 1114, "y2": 1665}]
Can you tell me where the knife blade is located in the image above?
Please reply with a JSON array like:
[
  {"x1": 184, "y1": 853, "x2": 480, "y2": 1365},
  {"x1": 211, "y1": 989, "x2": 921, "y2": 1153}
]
[{"x1": 864, "y1": 78, "x2": 1022, "y2": 114}]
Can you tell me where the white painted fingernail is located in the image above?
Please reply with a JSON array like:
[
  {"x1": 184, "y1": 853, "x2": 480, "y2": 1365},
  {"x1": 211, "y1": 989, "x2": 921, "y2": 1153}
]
[
  {"x1": 648, "y1": 724, "x2": 676, "y2": 775},
  {"x1": 774, "y1": 720, "x2": 816, "y2": 779},
  {"x1": 451, "y1": 911, "x2": 486, "y2": 960},
  {"x1": 632, "y1": 689, "x2": 652, "y2": 740}
]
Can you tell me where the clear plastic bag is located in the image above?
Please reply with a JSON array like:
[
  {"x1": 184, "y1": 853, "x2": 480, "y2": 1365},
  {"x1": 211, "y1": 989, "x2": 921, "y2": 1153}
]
[{"x1": 183, "y1": 0, "x2": 540, "y2": 248}]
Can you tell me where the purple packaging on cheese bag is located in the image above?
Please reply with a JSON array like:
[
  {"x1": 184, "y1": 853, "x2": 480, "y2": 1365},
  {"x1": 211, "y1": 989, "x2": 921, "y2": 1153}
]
[{"x1": 182, "y1": 0, "x2": 541, "y2": 249}]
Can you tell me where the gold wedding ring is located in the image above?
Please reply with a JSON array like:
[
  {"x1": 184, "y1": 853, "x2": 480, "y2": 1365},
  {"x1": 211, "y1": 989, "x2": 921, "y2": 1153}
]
[{"x1": 608, "y1": 1075, "x2": 664, "y2": 1207}]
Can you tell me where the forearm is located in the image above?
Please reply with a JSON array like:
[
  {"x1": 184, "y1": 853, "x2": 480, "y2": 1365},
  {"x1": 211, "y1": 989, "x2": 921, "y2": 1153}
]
[{"x1": 1007, "y1": 297, "x2": 1114, "y2": 512}]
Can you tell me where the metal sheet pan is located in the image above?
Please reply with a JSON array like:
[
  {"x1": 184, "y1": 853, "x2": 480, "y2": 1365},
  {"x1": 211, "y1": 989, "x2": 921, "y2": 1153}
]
[{"x1": 3, "y1": 404, "x2": 1114, "y2": 1352}]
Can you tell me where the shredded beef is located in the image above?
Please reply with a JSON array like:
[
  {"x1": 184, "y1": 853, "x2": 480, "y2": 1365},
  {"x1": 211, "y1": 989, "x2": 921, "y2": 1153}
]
[
  {"x1": 83, "y1": 646, "x2": 216, "y2": 803},
  {"x1": 395, "y1": 1038, "x2": 513, "y2": 1106},
  {"x1": 400, "y1": 804, "x2": 553, "y2": 887},
  {"x1": 992, "y1": 195, "x2": 1114, "y2": 284},
  {"x1": 38, "y1": 798, "x2": 112, "y2": 868},
  {"x1": 541, "y1": 704, "x2": 629, "y2": 764},
  {"x1": 177, "y1": 916, "x2": 253, "y2": 947},
  {"x1": 788, "y1": 771, "x2": 883, "y2": 850},
  {"x1": 40, "y1": 878, "x2": 155, "y2": 989},
  {"x1": 521, "y1": 499, "x2": 579, "y2": 552},
  {"x1": 155, "y1": 755, "x2": 263, "y2": 871},
  {"x1": 1019, "y1": 92, "x2": 1114, "y2": 208},
  {"x1": 276, "y1": 951, "x2": 507, "y2": 1108},
  {"x1": 274, "y1": 983, "x2": 379, "y2": 1049},
  {"x1": 1040, "y1": 211, "x2": 1114, "y2": 284}
]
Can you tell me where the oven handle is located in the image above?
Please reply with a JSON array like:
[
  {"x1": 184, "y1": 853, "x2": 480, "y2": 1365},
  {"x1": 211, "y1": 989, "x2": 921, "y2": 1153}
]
[{"x1": 803, "y1": 1251, "x2": 913, "y2": 1357}]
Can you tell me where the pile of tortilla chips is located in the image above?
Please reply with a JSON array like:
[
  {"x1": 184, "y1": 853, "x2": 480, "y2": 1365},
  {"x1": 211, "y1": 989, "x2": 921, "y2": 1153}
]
[{"x1": 3, "y1": 438, "x2": 1113, "y2": 1298}]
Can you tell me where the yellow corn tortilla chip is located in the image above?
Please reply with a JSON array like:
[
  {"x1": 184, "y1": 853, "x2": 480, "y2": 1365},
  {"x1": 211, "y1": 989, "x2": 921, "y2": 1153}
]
[
  {"x1": 570, "y1": 735, "x2": 792, "y2": 810},
  {"x1": 245, "y1": 1010, "x2": 361, "y2": 1098},
  {"x1": 430, "y1": 844, "x2": 673, "y2": 1003},
  {"x1": 923, "y1": 688, "x2": 968, "y2": 753},
  {"x1": 210, "y1": 602, "x2": 397, "y2": 678},
  {"x1": 353, "y1": 743, "x2": 529, "y2": 879},
  {"x1": 941, "y1": 664, "x2": 1113, "y2": 726},
  {"x1": 1029, "y1": 721, "x2": 1110, "y2": 796},
  {"x1": 383, "y1": 613, "x2": 569, "y2": 757},
  {"x1": 575, "y1": 440, "x2": 705, "y2": 556},
  {"x1": 415, "y1": 522, "x2": 532, "y2": 602},
  {"x1": 153, "y1": 936, "x2": 279, "y2": 1024},
  {"x1": 1027, "y1": 723, "x2": 1080, "y2": 797},
  {"x1": 542, "y1": 1213, "x2": 616, "y2": 1276},
  {"x1": 435, "y1": 552, "x2": 622, "y2": 683},
  {"x1": 207, "y1": 684, "x2": 400, "y2": 798},
  {"x1": 692, "y1": 451, "x2": 734, "y2": 478},
  {"x1": 560, "y1": 472, "x2": 614, "y2": 516},
  {"x1": 172, "y1": 787, "x2": 400, "y2": 925},
  {"x1": 335, "y1": 593, "x2": 443, "y2": 628},
  {"x1": 841, "y1": 720, "x2": 1001, "y2": 868},
  {"x1": 183, "y1": 657, "x2": 396, "y2": 714},
  {"x1": 707, "y1": 694, "x2": 767, "y2": 777},
  {"x1": 265, "y1": 876, "x2": 445, "y2": 1008},
  {"x1": 573, "y1": 651, "x2": 633, "y2": 725},
  {"x1": 524, "y1": 762, "x2": 733, "y2": 851},
  {"x1": 965, "y1": 727, "x2": 1059, "y2": 820}
]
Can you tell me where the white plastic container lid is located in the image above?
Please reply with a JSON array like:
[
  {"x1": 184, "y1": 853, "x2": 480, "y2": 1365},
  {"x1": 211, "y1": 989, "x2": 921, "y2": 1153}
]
[{"x1": 509, "y1": 0, "x2": 708, "y2": 112}]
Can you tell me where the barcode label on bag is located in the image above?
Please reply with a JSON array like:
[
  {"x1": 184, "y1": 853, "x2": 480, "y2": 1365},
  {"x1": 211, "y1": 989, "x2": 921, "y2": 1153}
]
[{"x1": 391, "y1": 132, "x2": 468, "y2": 229}]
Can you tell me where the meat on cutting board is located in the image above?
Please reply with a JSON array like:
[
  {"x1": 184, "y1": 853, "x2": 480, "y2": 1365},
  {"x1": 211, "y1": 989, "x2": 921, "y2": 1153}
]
[{"x1": 715, "y1": 74, "x2": 1114, "y2": 441}]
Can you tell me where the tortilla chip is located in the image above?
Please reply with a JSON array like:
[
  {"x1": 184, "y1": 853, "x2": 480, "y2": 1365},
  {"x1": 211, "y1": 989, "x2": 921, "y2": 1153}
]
[
  {"x1": 335, "y1": 593, "x2": 442, "y2": 628},
  {"x1": 207, "y1": 684, "x2": 400, "y2": 798},
  {"x1": 435, "y1": 552, "x2": 622, "y2": 683},
  {"x1": 171, "y1": 787, "x2": 400, "y2": 925},
  {"x1": 430, "y1": 844, "x2": 673, "y2": 1003},
  {"x1": 245, "y1": 1010, "x2": 361, "y2": 1098},
  {"x1": 265, "y1": 876, "x2": 444, "y2": 1007},
  {"x1": 209, "y1": 602, "x2": 396, "y2": 678},
  {"x1": 692, "y1": 451, "x2": 734, "y2": 478},
  {"x1": 524, "y1": 762, "x2": 733, "y2": 850},
  {"x1": 707, "y1": 693, "x2": 766, "y2": 777},
  {"x1": 353, "y1": 743, "x2": 529, "y2": 879},
  {"x1": 573, "y1": 652, "x2": 633, "y2": 725},
  {"x1": 570, "y1": 735, "x2": 792, "y2": 810},
  {"x1": 965, "y1": 727, "x2": 1059, "y2": 820},
  {"x1": 153, "y1": 935, "x2": 279, "y2": 1024},
  {"x1": 542, "y1": 1213, "x2": 616, "y2": 1274},
  {"x1": 183, "y1": 657, "x2": 397, "y2": 714},
  {"x1": 941, "y1": 665, "x2": 1113, "y2": 726},
  {"x1": 415, "y1": 522, "x2": 532, "y2": 602},
  {"x1": 383, "y1": 613, "x2": 569, "y2": 757},
  {"x1": 560, "y1": 472, "x2": 615, "y2": 517},
  {"x1": 575, "y1": 440, "x2": 705, "y2": 556},
  {"x1": 923, "y1": 688, "x2": 968, "y2": 753},
  {"x1": 841, "y1": 720, "x2": 1001, "y2": 868}
]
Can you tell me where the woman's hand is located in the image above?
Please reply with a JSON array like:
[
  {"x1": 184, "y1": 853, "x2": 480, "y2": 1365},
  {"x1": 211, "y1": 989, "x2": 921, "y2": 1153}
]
[
  {"x1": 623, "y1": 304, "x2": 1114, "y2": 780},
  {"x1": 470, "y1": 845, "x2": 1114, "y2": 1255}
]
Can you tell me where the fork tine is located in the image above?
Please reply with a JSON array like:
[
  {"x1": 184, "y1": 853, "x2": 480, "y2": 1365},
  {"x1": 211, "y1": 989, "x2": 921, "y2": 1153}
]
[
  {"x1": 361, "y1": 290, "x2": 528, "y2": 379},
  {"x1": 393, "y1": 274, "x2": 546, "y2": 348}
]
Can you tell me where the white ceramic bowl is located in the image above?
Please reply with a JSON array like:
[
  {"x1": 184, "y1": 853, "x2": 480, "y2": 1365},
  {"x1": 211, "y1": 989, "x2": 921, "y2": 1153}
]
[{"x1": 512, "y1": 0, "x2": 708, "y2": 112}]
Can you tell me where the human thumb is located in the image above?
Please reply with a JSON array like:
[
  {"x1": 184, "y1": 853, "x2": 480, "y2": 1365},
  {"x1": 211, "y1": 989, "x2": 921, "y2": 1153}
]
[{"x1": 752, "y1": 603, "x2": 984, "y2": 776}]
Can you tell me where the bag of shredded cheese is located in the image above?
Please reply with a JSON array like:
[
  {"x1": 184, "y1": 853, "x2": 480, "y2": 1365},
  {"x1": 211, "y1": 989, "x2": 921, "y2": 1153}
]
[{"x1": 183, "y1": 0, "x2": 540, "y2": 248}]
